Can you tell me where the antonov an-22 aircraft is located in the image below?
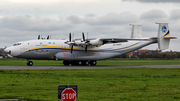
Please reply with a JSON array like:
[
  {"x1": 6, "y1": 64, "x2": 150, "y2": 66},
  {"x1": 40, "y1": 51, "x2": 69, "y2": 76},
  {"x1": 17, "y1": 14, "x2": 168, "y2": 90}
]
[{"x1": 4, "y1": 23, "x2": 176, "y2": 66}]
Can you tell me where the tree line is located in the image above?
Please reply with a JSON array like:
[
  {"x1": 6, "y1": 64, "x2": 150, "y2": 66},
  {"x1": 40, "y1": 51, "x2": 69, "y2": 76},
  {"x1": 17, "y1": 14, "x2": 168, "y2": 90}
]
[{"x1": 115, "y1": 51, "x2": 180, "y2": 60}]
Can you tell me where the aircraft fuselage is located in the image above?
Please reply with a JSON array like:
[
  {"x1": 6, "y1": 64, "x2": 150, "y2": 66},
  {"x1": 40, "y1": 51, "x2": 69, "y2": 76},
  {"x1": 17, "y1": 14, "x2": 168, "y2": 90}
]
[{"x1": 5, "y1": 39, "x2": 155, "y2": 60}]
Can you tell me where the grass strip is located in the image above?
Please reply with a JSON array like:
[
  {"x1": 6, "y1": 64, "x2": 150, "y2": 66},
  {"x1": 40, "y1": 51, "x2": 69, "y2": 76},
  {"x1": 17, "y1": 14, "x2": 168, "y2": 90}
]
[
  {"x1": 1, "y1": 59, "x2": 180, "y2": 66},
  {"x1": 0, "y1": 68, "x2": 180, "y2": 101}
]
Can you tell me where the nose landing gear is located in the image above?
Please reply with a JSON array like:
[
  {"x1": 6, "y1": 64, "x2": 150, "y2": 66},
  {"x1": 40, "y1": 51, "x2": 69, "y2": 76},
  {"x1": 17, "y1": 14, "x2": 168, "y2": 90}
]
[{"x1": 27, "y1": 61, "x2": 33, "y2": 66}]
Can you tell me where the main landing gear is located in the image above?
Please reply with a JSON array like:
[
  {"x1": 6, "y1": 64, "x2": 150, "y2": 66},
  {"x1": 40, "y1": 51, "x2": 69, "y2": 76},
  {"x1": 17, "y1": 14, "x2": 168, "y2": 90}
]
[
  {"x1": 63, "y1": 60, "x2": 97, "y2": 66},
  {"x1": 26, "y1": 60, "x2": 97, "y2": 66}
]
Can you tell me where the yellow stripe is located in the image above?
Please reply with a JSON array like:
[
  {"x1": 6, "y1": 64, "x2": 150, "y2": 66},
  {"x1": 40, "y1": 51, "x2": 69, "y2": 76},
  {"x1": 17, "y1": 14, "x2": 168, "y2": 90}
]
[
  {"x1": 24, "y1": 46, "x2": 62, "y2": 52},
  {"x1": 23, "y1": 46, "x2": 99, "y2": 53},
  {"x1": 163, "y1": 33, "x2": 170, "y2": 38}
]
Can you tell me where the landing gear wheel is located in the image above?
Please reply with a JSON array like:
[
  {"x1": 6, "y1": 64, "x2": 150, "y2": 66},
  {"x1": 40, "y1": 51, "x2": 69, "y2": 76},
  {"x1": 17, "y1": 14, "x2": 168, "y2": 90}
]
[
  {"x1": 71, "y1": 60, "x2": 84, "y2": 66},
  {"x1": 63, "y1": 60, "x2": 70, "y2": 66},
  {"x1": 82, "y1": 60, "x2": 89, "y2": 66},
  {"x1": 78, "y1": 61, "x2": 82, "y2": 65},
  {"x1": 27, "y1": 61, "x2": 33, "y2": 66},
  {"x1": 71, "y1": 60, "x2": 75, "y2": 66},
  {"x1": 71, "y1": 60, "x2": 90, "y2": 66},
  {"x1": 90, "y1": 60, "x2": 96, "y2": 66}
]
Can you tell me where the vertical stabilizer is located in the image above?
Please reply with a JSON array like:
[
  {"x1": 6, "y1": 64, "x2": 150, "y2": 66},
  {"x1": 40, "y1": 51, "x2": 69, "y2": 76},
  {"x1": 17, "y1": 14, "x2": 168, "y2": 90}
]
[
  {"x1": 129, "y1": 24, "x2": 143, "y2": 38},
  {"x1": 156, "y1": 22, "x2": 170, "y2": 50}
]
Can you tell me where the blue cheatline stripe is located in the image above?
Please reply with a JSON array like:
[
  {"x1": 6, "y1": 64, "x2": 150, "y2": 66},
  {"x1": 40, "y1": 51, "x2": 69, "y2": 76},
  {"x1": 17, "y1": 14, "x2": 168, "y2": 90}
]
[{"x1": 23, "y1": 42, "x2": 141, "y2": 53}]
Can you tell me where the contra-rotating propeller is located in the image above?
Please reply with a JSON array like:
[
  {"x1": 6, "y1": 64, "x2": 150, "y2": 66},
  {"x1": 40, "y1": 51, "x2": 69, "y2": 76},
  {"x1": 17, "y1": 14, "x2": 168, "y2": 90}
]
[
  {"x1": 3, "y1": 46, "x2": 12, "y2": 58},
  {"x1": 3, "y1": 46, "x2": 7, "y2": 57},
  {"x1": 69, "y1": 33, "x2": 74, "y2": 54},
  {"x1": 65, "y1": 32, "x2": 90, "y2": 54},
  {"x1": 82, "y1": 32, "x2": 90, "y2": 54},
  {"x1": 64, "y1": 33, "x2": 74, "y2": 54}
]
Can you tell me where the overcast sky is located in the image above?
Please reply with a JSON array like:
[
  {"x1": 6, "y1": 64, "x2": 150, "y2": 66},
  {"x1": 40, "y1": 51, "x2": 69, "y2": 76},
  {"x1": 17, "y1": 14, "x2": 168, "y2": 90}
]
[{"x1": 0, "y1": 0, "x2": 180, "y2": 51}]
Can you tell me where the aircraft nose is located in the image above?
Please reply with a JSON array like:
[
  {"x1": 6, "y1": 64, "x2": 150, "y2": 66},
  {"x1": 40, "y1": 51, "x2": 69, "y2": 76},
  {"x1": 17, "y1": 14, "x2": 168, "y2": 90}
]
[
  {"x1": 4, "y1": 48, "x2": 8, "y2": 53},
  {"x1": 4, "y1": 48, "x2": 11, "y2": 55}
]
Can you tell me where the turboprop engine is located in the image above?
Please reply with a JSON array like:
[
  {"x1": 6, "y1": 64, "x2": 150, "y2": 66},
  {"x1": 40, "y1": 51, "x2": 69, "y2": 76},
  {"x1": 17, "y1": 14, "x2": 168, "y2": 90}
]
[{"x1": 65, "y1": 32, "x2": 103, "y2": 53}]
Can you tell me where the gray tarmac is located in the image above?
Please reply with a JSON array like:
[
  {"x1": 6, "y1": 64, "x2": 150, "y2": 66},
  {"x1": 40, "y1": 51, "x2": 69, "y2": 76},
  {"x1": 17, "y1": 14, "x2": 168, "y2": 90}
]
[{"x1": 0, "y1": 65, "x2": 180, "y2": 69}]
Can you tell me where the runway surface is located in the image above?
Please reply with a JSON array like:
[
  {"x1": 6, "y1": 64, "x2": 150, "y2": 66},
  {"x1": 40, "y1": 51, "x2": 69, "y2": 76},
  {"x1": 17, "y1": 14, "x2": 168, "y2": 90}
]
[{"x1": 0, "y1": 65, "x2": 180, "y2": 69}]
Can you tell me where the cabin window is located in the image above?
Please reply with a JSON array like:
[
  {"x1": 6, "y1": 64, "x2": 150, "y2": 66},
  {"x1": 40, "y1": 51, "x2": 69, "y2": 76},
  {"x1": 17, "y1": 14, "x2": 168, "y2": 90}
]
[{"x1": 13, "y1": 43, "x2": 21, "y2": 46}]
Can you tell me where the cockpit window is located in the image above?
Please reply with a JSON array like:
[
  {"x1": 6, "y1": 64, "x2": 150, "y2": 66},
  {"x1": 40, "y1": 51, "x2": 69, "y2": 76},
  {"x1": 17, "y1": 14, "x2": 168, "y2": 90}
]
[{"x1": 13, "y1": 43, "x2": 21, "y2": 46}]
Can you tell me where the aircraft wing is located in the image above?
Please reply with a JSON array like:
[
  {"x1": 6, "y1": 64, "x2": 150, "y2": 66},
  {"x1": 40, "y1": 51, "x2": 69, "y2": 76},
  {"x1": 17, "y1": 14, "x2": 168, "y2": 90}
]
[
  {"x1": 100, "y1": 36, "x2": 176, "y2": 43},
  {"x1": 99, "y1": 38, "x2": 150, "y2": 44},
  {"x1": 71, "y1": 37, "x2": 175, "y2": 46}
]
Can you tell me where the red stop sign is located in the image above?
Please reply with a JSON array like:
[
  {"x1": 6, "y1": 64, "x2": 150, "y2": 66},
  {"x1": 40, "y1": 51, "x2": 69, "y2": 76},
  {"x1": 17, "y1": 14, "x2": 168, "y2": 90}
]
[{"x1": 61, "y1": 88, "x2": 76, "y2": 101}]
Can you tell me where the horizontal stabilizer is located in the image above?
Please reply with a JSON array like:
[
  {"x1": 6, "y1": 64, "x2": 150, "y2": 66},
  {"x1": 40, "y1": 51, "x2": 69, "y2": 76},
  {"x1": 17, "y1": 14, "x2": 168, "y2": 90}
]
[{"x1": 164, "y1": 37, "x2": 177, "y2": 39}]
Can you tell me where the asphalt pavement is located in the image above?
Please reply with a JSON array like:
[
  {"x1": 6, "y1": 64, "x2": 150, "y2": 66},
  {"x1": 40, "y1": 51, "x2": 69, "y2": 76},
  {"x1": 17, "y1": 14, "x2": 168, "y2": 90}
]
[{"x1": 0, "y1": 65, "x2": 180, "y2": 70}]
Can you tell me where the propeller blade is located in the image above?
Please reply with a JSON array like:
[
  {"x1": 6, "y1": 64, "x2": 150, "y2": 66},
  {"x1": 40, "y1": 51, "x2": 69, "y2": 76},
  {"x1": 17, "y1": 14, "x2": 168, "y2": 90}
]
[
  {"x1": 38, "y1": 35, "x2": 40, "y2": 40},
  {"x1": 7, "y1": 54, "x2": 13, "y2": 58},
  {"x1": 5, "y1": 50, "x2": 13, "y2": 58},
  {"x1": 69, "y1": 33, "x2": 71, "y2": 42},
  {"x1": 71, "y1": 45, "x2": 73, "y2": 54},
  {"x1": 47, "y1": 35, "x2": 49, "y2": 40},
  {"x1": 85, "y1": 45, "x2": 87, "y2": 54},
  {"x1": 82, "y1": 32, "x2": 85, "y2": 41},
  {"x1": 3, "y1": 47, "x2": 6, "y2": 57},
  {"x1": 87, "y1": 32, "x2": 88, "y2": 40}
]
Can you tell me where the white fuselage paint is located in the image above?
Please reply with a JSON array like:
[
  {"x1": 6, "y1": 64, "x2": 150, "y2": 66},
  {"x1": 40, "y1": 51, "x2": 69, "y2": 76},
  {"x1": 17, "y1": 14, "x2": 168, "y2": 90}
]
[{"x1": 4, "y1": 39, "x2": 156, "y2": 60}]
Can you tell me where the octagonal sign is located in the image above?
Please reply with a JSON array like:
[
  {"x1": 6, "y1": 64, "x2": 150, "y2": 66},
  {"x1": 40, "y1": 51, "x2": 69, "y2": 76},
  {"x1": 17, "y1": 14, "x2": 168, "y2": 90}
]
[{"x1": 61, "y1": 88, "x2": 76, "y2": 101}]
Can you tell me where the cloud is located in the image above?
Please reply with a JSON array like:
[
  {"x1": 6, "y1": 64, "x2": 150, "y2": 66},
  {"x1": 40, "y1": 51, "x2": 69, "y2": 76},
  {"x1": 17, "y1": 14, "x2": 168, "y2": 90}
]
[
  {"x1": 140, "y1": 9, "x2": 167, "y2": 20},
  {"x1": 0, "y1": 12, "x2": 138, "y2": 32},
  {"x1": 122, "y1": 0, "x2": 180, "y2": 3},
  {"x1": 66, "y1": 15, "x2": 82, "y2": 24},
  {"x1": 84, "y1": 12, "x2": 139, "y2": 25},
  {"x1": 0, "y1": 11, "x2": 179, "y2": 51},
  {"x1": 0, "y1": 13, "x2": 139, "y2": 47},
  {"x1": 0, "y1": 0, "x2": 179, "y2": 51},
  {"x1": 4, "y1": 0, "x2": 118, "y2": 4},
  {"x1": 0, "y1": 15, "x2": 75, "y2": 32},
  {"x1": 170, "y1": 9, "x2": 180, "y2": 20}
]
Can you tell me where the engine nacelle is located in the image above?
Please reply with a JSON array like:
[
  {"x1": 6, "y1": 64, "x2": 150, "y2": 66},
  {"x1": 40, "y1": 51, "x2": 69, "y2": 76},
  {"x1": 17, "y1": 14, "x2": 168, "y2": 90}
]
[
  {"x1": 74, "y1": 40, "x2": 86, "y2": 46},
  {"x1": 89, "y1": 38, "x2": 103, "y2": 46},
  {"x1": 73, "y1": 38, "x2": 103, "y2": 46}
]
